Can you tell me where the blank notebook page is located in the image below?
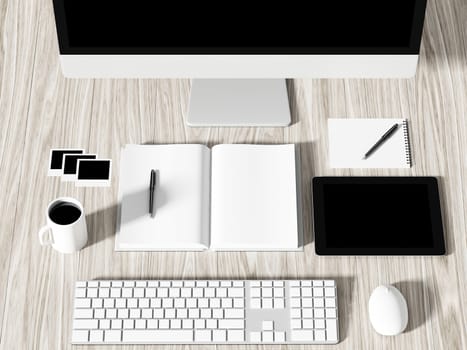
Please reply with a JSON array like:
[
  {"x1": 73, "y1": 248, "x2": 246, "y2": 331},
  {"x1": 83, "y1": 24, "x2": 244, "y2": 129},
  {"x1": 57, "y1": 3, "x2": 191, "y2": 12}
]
[
  {"x1": 116, "y1": 145, "x2": 211, "y2": 250},
  {"x1": 210, "y1": 144, "x2": 299, "y2": 250},
  {"x1": 328, "y1": 118, "x2": 411, "y2": 168}
]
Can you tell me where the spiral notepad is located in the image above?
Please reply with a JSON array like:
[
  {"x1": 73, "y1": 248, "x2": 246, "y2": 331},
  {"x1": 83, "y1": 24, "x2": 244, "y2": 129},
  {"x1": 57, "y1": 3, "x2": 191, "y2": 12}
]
[{"x1": 328, "y1": 119, "x2": 412, "y2": 168}]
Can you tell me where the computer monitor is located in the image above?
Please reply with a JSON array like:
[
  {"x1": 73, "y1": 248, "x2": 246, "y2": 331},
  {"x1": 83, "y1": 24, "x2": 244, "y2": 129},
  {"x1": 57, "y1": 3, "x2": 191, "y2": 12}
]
[{"x1": 52, "y1": 1, "x2": 427, "y2": 126}]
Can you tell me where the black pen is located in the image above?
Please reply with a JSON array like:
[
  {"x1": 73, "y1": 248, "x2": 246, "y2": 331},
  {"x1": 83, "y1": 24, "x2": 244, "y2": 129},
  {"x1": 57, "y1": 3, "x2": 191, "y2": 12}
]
[
  {"x1": 363, "y1": 123, "x2": 399, "y2": 159},
  {"x1": 149, "y1": 169, "x2": 156, "y2": 217}
]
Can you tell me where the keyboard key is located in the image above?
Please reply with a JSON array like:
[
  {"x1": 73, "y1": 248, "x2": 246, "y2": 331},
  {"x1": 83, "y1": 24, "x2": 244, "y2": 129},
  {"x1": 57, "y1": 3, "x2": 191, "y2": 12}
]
[
  {"x1": 315, "y1": 329, "x2": 326, "y2": 341},
  {"x1": 135, "y1": 281, "x2": 146, "y2": 287},
  {"x1": 106, "y1": 309, "x2": 117, "y2": 319},
  {"x1": 74, "y1": 308, "x2": 93, "y2": 319},
  {"x1": 221, "y1": 298, "x2": 232, "y2": 308},
  {"x1": 326, "y1": 308, "x2": 337, "y2": 318},
  {"x1": 273, "y1": 281, "x2": 284, "y2": 287},
  {"x1": 195, "y1": 330, "x2": 211, "y2": 341},
  {"x1": 189, "y1": 309, "x2": 200, "y2": 319},
  {"x1": 262, "y1": 320, "x2": 273, "y2": 331},
  {"x1": 326, "y1": 319, "x2": 338, "y2": 341},
  {"x1": 302, "y1": 308, "x2": 313, "y2": 318},
  {"x1": 290, "y1": 308, "x2": 301, "y2": 318},
  {"x1": 228, "y1": 288, "x2": 244, "y2": 297},
  {"x1": 139, "y1": 298, "x2": 149, "y2": 308},
  {"x1": 251, "y1": 288, "x2": 261, "y2": 297},
  {"x1": 262, "y1": 288, "x2": 273, "y2": 297},
  {"x1": 89, "y1": 330, "x2": 104, "y2": 342},
  {"x1": 250, "y1": 298, "x2": 261, "y2": 308},
  {"x1": 262, "y1": 298, "x2": 273, "y2": 308},
  {"x1": 182, "y1": 319, "x2": 193, "y2": 329},
  {"x1": 233, "y1": 281, "x2": 244, "y2": 287},
  {"x1": 205, "y1": 288, "x2": 215, "y2": 297},
  {"x1": 74, "y1": 319, "x2": 98, "y2": 329},
  {"x1": 290, "y1": 288, "x2": 301, "y2": 297},
  {"x1": 314, "y1": 288, "x2": 324, "y2": 297},
  {"x1": 290, "y1": 298, "x2": 301, "y2": 308},
  {"x1": 219, "y1": 319, "x2": 244, "y2": 329},
  {"x1": 123, "y1": 330, "x2": 193, "y2": 342},
  {"x1": 171, "y1": 319, "x2": 182, "y2": 329},
  {"x1": 313, "y1": 281, "x2": 324, "y2": 287},
  {"x1": 160, "y1": 281, "x2": 170, "y2": 287},
  {"x1": 275, "y1": 331, "x2": 285, "y2": 342},
  {"x1": 225, "y1": 309, "x2": 244, "y2": 319},
  {"x1": 303, "y1": 319, "x2": 314, "y2": 329},
  {"x1": 325, "y1": 298, "x2": 336, "y2": 308},
  {"x1": 165, "y1": 309, "x2": 176, "y2": 318},
  {"x1": 75, "y1": 288, "x2": 86, "y2": 298},
  {"x1": 194, "y1": 319, "x2": 205, "y2": 329},
  {"x1": 325, "y1": 287, "x2": 336, "y2": 297},
  {"x1": 233, "y1": 298, "x2": 244, "y2": 308},
  {"x1": 220, "y1": 281, "x2": 231, "y2": 287},
  {"x1": 99, "y1": 319, "x2": 110, "y2": 329},
  {"x1": 227, "y1": 330, "x2": 244, "y2": 342},
  {"x1": 159, "y1": 320, "x2": 169, "y2": 329},
  {"x1": 92, "y1": 299, "x2": 103, "y2": 308},
  {"x1": 181, "y1": 288, "x2": 191, "y2": 297},
  {"x1": 127, "y1": 299, "x2": 137, "y2": 308},
  {"x1": 74, "y1": 298, "x2": 91, "y2": 308},
  {"x1": 193, "y1": 288, "x2": 203, "y2": 297},
  {"x1": 250, "y1": 331, "x2": 261, "y2": 342},
  {"x1": 141, "y1": 309, "x2": 152, "y2": 318},
  {"x1": 314, "y1": 298, "x2": 324, "y2": 308},
  {"x1": 274, "y1": 288, "x2": 284, "y2": 297},
  {"x1": 129, "y1": 309, "x2": 140, "y2": 319},
  {"x1": 99, "y1": 288, "x2": 110, "y2": 298},
  {"x1": 302, "y1": 298, "x2": 313, "y2": 308},
  {"x1": 212, "y1": 309, "x2": 223, "y2": 319},
  {"x1": 315, "y1": 319, "x2": 325, "y2": 329},
  {"x1": 206, "y1": 319, "x2": 217, "y2": 329},
  {"x1": 302, "y1": 288, "x2": 313, "y2": 297},
  {"x1": 213, "y1": 329, "x2": 227, "y2": 341},
  {"x1": 162, "y1": 298, "x2": 173, "y2": 308},
  {"x1": 198, "y1": 298, "x2": 209, "y2": 308},
  {"x1": 291, "y1": 330, "x2": 314, "y2": 341},
  {"x1": 169, "y1": 288, "x2": 180, "y2": 298},
  {"x1": 153, "y1": 309, "x2": 164, "y2": 318},
  {"x1": 123, "y1": 319, "x2": 134, "y2": 329},
  {"x1": 94, "y1": 309, "x2": 105, "y2": 319},
  {"x1": 145, "y1": 288, "x2": 156, "y2": 297},
  {"x1": 262, "y1": 281, "x2": 272, "y2": 287},
  {"x1": 210, "y1": 298, "x2": 220, "y2": 308},
  {"x1": 150, "y1": 298, "x2": 161, "y2": 308},
  {"x1": 314, "y1": 308, "x2": 325, "y2": 318},
  {"x1": 291, "y1": 319, "x2": 302, "y2": 329},
  {"x1": 103, "y1": 298, "x2": 114, "y2": 308},
  {"x1": 274, "y1": 298, "x2": 284, "y2": 309},
  {"x1": 117, "y1": 309, "x2": 129, "y2": 319},
  {"x1": 263, "y1": 331, "x2": 273, "y2": 342},
  {"x1": 324, "y1": 280, "x2": 335, "y2": 287},
  {"x1": 112, "y1": 319, "x2": 123, "y2": 329},
  {"x1": 301, "y1": 281, "x2": 312, "y2": 287},
  {"x1": 122, "y1": 288, "x2": 132, "y2": 298},
  {"x1": 200, "y1": 309, "x2": 211, "y2": 318},
  {"x1": 216, "y1": 288, "x2": 227, "y2": 297},
  {"x1": 72, "y1": 330, "x2": 89, "y2": 342},
  {"x1": 115, "y1": 298, "x2": 126, "y2": 308},
  {"x1": 76, "y1": 281, "x2": 87, "y2": 288}
]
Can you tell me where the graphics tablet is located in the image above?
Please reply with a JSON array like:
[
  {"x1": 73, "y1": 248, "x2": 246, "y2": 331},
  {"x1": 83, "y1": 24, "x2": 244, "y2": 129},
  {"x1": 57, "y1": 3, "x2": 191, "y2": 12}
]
[{"x1": 312, "y1": 177, "x2": 445, "y2": 255}]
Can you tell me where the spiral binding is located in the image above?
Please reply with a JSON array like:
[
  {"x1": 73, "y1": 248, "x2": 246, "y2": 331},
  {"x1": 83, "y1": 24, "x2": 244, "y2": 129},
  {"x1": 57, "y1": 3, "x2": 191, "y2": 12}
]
[{"x1": 403, "y1": 120, "x2": 412, "y2": 166}]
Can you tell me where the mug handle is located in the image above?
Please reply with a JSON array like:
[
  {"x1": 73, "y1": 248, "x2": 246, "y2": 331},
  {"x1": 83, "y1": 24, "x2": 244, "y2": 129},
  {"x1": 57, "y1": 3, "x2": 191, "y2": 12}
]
[{"x1": 38, "y1": 225, "x2": 54, "y2": 246}]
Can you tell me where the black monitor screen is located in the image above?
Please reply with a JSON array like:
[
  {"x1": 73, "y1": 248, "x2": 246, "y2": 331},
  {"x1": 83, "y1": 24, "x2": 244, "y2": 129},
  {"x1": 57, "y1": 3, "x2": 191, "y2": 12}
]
[{"x1": 53, "y1": 1, "x2": 427, "y2": 54}]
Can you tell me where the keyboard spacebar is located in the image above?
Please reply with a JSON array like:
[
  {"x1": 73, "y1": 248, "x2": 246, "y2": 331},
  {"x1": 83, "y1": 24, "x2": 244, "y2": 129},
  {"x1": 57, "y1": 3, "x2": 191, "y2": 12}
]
[{"x1": 123, "y1": 330, "x2": 193, "y2": 343}]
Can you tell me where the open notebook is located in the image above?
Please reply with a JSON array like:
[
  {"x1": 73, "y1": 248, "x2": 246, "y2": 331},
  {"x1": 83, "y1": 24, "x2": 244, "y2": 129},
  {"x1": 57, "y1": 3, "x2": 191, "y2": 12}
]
[
  {"x1": 115, "y1": 144, "x2": 302, "y2": 251},
  {"x1": 328, "y1": 118, "x2": 412, "y2": 168}
]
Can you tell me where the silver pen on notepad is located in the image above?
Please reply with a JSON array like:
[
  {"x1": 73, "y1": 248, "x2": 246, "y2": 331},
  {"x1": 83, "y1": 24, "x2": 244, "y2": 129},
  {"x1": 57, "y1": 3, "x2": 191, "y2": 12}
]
[{"x1": 149, "y1": 169, "x2": 156, "y2": 218}]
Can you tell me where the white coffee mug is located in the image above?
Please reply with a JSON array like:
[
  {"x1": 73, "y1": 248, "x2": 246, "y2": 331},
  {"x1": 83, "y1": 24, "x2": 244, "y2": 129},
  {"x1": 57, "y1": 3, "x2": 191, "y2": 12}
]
[{"x1": 38, "y1": 197, "x2": 88, "y2": 253}]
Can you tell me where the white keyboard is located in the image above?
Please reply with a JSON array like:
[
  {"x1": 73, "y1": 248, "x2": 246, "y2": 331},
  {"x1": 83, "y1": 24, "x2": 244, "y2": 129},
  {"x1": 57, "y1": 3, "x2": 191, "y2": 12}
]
[{"x1": 72, "y1": 279, "x2": 339, "y2": 344}]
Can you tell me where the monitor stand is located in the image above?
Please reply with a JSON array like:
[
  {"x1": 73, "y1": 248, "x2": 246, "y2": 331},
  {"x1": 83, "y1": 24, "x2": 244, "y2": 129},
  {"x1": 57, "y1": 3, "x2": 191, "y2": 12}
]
[{"x1": 187, "y1": 79, "x2": 291, "y2": 127}]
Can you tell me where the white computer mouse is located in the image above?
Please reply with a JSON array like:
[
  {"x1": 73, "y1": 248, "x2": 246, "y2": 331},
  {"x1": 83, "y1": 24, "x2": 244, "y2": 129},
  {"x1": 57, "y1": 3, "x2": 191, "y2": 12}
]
[{"x1": 368, "y1": 284, "x2": 408, "y2": 336}]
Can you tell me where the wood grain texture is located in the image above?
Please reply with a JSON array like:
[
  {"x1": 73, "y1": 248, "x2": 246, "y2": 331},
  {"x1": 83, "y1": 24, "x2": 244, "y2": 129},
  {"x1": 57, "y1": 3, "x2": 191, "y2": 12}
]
[{"x1": 0, "y1": 0, "x2": 466, "y2": 348}]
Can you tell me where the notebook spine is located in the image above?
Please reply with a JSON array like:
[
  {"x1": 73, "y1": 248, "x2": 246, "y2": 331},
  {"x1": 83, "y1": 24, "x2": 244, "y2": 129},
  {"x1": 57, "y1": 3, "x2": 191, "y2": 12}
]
[{"x1": 403, "y1": 120, "x2": 412, "y2": 166}]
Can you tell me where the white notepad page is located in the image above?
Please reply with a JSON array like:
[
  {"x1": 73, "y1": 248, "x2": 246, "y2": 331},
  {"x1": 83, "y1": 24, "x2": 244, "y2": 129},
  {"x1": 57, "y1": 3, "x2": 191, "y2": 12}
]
[
  {"x1": 210, "y1": 144, "x2": 300, "y2": 251},
  {"x1": 115, "y1": 145, "x2": 211, "y2": 250},
  {"x1": 328, "y1": 118, "x2": 411, "y2": 168}
]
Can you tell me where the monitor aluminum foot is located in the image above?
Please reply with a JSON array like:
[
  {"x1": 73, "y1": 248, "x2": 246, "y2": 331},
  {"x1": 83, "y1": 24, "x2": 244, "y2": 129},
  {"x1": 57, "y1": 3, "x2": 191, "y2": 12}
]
[{"x1": 187, "y1": 79, "x2": 291, "y2": 127}]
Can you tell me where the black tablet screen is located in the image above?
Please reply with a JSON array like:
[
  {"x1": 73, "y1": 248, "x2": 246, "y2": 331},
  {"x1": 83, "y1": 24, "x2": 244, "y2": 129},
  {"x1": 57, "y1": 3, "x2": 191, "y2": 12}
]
[{"x1": 323, "y1": 184, "x2": 433, "y2": 248}]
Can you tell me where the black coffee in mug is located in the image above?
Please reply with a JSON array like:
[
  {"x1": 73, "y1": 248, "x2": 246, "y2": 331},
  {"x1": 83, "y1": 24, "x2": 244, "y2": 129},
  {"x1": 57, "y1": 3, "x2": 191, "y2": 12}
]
[{"x1": 49, "y1": 203, "x2": 82, "y2": 225}]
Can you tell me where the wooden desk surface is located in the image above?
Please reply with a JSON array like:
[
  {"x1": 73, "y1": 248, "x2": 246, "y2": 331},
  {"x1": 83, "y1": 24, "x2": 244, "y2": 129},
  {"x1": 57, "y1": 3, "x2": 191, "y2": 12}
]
[{"x1": 0, "y1": 0, "x2": 466, "y2": 348}]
